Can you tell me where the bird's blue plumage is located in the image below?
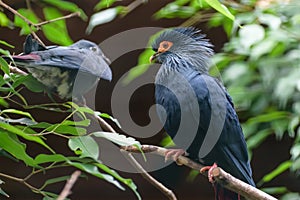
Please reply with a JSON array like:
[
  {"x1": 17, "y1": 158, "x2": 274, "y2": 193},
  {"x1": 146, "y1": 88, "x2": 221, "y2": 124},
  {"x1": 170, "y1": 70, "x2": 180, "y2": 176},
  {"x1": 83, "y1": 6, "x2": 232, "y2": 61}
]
[{"x1": 152, "y1": 27, "x2": 255, "y2": 199}]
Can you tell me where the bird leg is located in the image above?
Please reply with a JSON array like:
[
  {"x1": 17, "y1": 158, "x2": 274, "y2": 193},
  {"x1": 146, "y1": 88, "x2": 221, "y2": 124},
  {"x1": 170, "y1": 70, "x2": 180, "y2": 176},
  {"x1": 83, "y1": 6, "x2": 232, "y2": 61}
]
[
  {"x1": 200, "y1": 162, "x2": 218, "y2": 183},
  {"x1": 164, "y1": 149, "x2": 187, "y2": 165}
]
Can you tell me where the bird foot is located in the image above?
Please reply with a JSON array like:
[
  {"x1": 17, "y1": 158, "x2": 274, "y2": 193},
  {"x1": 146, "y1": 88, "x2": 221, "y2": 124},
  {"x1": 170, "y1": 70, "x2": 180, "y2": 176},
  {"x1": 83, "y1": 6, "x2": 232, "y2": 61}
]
[
  {"x1": 164, "y1": 149, "x2": 187, "y2": 165},
  {"x1": 200, "y1": 163, "x2": 218, "y2": 183}
]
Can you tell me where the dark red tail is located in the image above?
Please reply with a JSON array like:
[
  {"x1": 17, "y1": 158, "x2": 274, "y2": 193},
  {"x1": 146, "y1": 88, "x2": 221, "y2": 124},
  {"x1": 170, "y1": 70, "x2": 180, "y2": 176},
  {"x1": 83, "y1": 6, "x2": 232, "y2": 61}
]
[{"x1": 214, "y1": 184, "x2": 240, "y2": 200}]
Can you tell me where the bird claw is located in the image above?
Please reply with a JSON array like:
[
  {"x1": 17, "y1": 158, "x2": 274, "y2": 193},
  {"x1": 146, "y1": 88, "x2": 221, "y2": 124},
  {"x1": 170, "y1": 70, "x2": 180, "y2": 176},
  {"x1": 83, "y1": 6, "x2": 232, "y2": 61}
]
[
  {"x1": 200, "y1": 163, "x2": 218, "y2": 183},
  {"x1": 164, "y1": 149, "x2": 187, "y2": 165}
]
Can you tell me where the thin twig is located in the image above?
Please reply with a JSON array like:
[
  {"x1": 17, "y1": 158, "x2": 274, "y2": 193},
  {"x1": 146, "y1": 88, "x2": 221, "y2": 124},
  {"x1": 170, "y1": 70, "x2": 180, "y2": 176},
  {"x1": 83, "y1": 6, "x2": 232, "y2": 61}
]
[
  {"x1": 57, "y1": 170, "x2": 81, "y2": 200},
  {"x1": 121, "y1": 150, "x2": 177, "y2": 200},
  {"x1": 35, "y1": 12, "x2": 81, "y2": 27},
  {"x1": 92, "y1": 112, "x2": 177, "y2": 199},
  {"x1": 0, "y1": 0, "x2": 80, "y2": 47},
  {"x1": 123, "y1": 145, "x2": 278, "y2": 200}
]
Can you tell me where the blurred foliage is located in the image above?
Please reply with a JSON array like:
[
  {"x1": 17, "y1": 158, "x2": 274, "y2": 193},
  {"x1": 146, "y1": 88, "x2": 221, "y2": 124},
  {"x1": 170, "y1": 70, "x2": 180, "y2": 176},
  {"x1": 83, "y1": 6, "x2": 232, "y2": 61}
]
[
  {"x1": 0, "y1": 0, "x2": 299, "y2": 199},
  {"x1": 212, "y1": 0, "x2": 300, "y2": 197}
]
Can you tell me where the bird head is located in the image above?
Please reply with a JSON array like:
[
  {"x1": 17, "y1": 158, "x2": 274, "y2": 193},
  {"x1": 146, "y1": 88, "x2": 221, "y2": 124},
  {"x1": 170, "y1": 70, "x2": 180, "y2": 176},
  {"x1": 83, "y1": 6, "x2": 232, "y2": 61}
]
[{"x1": 150, "y1": 27, "x2": 214, "y2": 73}]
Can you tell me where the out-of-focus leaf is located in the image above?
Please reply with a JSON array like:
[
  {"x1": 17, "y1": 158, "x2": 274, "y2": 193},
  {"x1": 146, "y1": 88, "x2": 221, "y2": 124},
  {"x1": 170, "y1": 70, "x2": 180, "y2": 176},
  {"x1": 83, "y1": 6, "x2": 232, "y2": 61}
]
[
  {"x1": 261, "y1": 187, "x2": 288, "y2": 195},
  {"x1": 42, "y1": 0, "x2": 87, "y2": 20},
  {"x1": 14, "y1": 9, "x2": 39, "y2": 35},
  {"x1": 288, "y1": 116, "x2": 299, "y2": 137},
  {"x1": 67, "y1": 161, "x2": 125, "y2": 190},
  {"x1": 291, "y1": 157, "x2": 300, "y2": 171},
  {"x1": 95, "y1": 0, "x2": 117, "y2": 11},
  {"x1": 259, "y1": 160, "x2": 292, "y2": 184},
  {"x1": 93, "y1": 131, "x2": 141, "y2": 147},
  {"x1": 68, "y1": 136, "x2": 99, "y2": 160},
  {"x1": 0, "y1": 130, "x2": 36, "y2": 167},
  {"x1": 204, "y1": 0, "x2": 235, "y2": 21},
  {"x1": 246, "y1": 111, "x2": 289, "y2": 125},
  {"x1": 258, "y1": 13, "x2": 281, "y2": 30},
  {"x1": 291, "y1": 144, "x2": 300, "y2": 160},
  {"x1": 96, "y1": 163, "x2": 141, "y2": 200},
  {"x1": 0, "y1": 12, "x2": 10, "y2": 27},
  {"x1": 247, "y1": 129, "x2": 273, "y2": 150},
  {"x1": 0, "y1": 57, "x2": 9, "y2": 75},
  {"x1": 86, "y1": 7, "x2": 123, "y2": 34},
  {"x1": 0, "y1": 186, "x2": 9, "y2": 198},
  {"x1": 154, "y1": 5, "x2": 196, "y2": 19},
  {"x1": 280, "y1": 192, "x2": 300, "y2": 200},
  {"x1": 0, "y1": 40, "x2": 14, "y2": 48},
  {"x1": 0, "y1": 116, "x2": 36, "y2": 126},
  {"x1": 22, "y1": 75, "x2": 45, "y2": 93},
  {"x1": 239, "y1": 24, "x2": 265, "y2": 49},
  {"x1": 42, "y1": 7, "x2": 73, "y2": 45},
  {"x1": 1, "y1": 109, "x2": 35, "y2": 121}
]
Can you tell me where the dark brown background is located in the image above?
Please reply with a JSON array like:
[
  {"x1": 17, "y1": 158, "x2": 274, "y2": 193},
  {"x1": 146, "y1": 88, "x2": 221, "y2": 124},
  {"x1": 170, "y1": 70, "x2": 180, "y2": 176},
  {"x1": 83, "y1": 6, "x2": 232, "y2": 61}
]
[{"x1": 0, "y1": 0, "x2": 299, "y2": 199}]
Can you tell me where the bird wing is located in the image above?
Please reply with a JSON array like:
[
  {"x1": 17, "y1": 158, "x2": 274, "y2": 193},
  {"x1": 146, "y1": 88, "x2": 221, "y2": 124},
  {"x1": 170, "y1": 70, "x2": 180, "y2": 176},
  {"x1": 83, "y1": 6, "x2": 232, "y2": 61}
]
[{"x1": 156, "y1": 67, "x2": 254, "y2": 186}]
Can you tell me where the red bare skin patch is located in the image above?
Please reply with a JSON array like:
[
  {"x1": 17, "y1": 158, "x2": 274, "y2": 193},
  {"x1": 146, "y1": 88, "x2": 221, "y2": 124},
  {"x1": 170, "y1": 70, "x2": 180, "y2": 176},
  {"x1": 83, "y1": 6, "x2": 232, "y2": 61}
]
[{"x1": 158, "y1": 41, "x2": 173, "y2": 53}]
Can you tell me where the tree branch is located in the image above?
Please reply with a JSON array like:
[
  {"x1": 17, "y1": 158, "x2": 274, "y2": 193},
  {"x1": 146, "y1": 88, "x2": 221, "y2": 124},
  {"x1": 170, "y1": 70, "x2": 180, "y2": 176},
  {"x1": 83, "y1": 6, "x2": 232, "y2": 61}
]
[
  {"x1": 57, "y1": 170, "x2": 81, "y2": 200},
  {"x1": 121, "y1": 150, "x2": 177, "y2": 200},
  {"x1": 92, "y1": 113, "x2": 177, "y2": 200},
  {"x1": 122, "y1": 145, "x2": 278, "y2": 200}
]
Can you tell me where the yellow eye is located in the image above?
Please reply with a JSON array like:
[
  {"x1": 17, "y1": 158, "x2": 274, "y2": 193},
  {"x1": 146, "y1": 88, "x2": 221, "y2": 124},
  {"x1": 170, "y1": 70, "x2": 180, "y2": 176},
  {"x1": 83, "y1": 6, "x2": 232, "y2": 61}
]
[{"x1": 158, "y1": 41, "x2": 173, "y2": 53}]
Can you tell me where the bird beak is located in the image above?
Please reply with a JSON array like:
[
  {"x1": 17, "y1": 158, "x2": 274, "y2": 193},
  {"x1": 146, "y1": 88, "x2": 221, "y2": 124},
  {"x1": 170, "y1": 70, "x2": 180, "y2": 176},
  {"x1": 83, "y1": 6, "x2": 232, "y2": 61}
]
[{"x1": 149, "y1": 52, "x2": 160, "y2": 63}]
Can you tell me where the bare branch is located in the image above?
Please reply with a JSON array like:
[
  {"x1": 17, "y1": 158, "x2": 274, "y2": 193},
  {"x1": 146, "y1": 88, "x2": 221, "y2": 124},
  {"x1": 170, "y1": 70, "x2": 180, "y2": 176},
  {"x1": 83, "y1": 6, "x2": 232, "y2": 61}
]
[
  {"x1": 121, "y1": 150, "x2": 177, "y2": 200},
  {"x1": 35, "y1": 12, "x2": 81, "y2": 27},
  {"x1": 211, "y1": 167, "x2": 277, "y2": 200},
  {"x1": 57, "y1": 170, "x2": 81, "y2": 200},
  {"x1": 91, "y1": 112, "x2": 177, "y2": 200},
  {"x1": 123, "y1": 145, "x2": 278, "y2": 200}
]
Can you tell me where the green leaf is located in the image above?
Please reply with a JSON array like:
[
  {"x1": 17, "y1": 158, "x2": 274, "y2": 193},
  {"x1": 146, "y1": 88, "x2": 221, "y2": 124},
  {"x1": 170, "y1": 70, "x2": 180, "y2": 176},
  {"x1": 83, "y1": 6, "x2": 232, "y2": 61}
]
[
  {"x1": 42, "y1": 7, "x2": 73, "y2": 45},
  {"x1": 67, "y1": 161, "x2": 125, "y2": 190},
  {"x1": 261, "y1": 187, "x2": 288, "y2": 195},
  {"x1": 246, "y1": 111, "x2": 289, "y2": 125},
  {"x1": 247, "y1": 129, "x2": 273, "y2": 150},
  {"x1": 0, "y1": 130, "x2": 36, "y2": 167},
  {"x1": 0, "y1": 40, "x2": 14, "y2": 48},
  {"x1": 86, "y1": 7, "x2": 123, "y2": 34},
  {"x1": 0, "y1": 187, "x2": 9, "y2": 198},
  {"x1": 95, "y1": 0, "x2": 117, "y2": 11},
  {"x1": 1, "y1": 109, "x2": 35, "y2": 121},
  {"x1": 0, "y1": 122, "x2": 54, "y2": 153},
  {"x1": 22, "y1": 75, "x2": 46, "y2": 93},
  {"x1": 0, "y1": 57, "x2": 9, "y2": 75},
  {"x1": 204, "y1": 0, "x2": 234, "y2": 21},
  {"x1": 260, "y1": 160, "x2": 292, "y2": 184},
  {"x1": 0, "y1": 12, "x2": 10, "y2": 27},
  {"x1": 93, "y1": 131, "x2": 141, "y2": 147},
  {"x1": 96, "y1": 163, "x2": 141, "y2": 200},
  {"x1": 34, "y1": 154, "x2": 68, "y2": 164},
  {"x1": 42, "y1": 0, "x2": 87, "y2": 20},
  {"x1": 61, "y1": 119, "x2": 91, "y2": 127},
  {"x1": 41, "y1": 175, "x2": 72, "y2": 190},
  {"x1": 291, "y1": 143, "x2": 300, "y2": 160},
  {"x1": 14, "y1": 9, "x2": 39, "y2": 35},
  {"x1": 68, "y1": 136, "x2": 99, "y2": 160},
  {"x1": 96, "y1": 112, "x2": 121, "y2": 128}
]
